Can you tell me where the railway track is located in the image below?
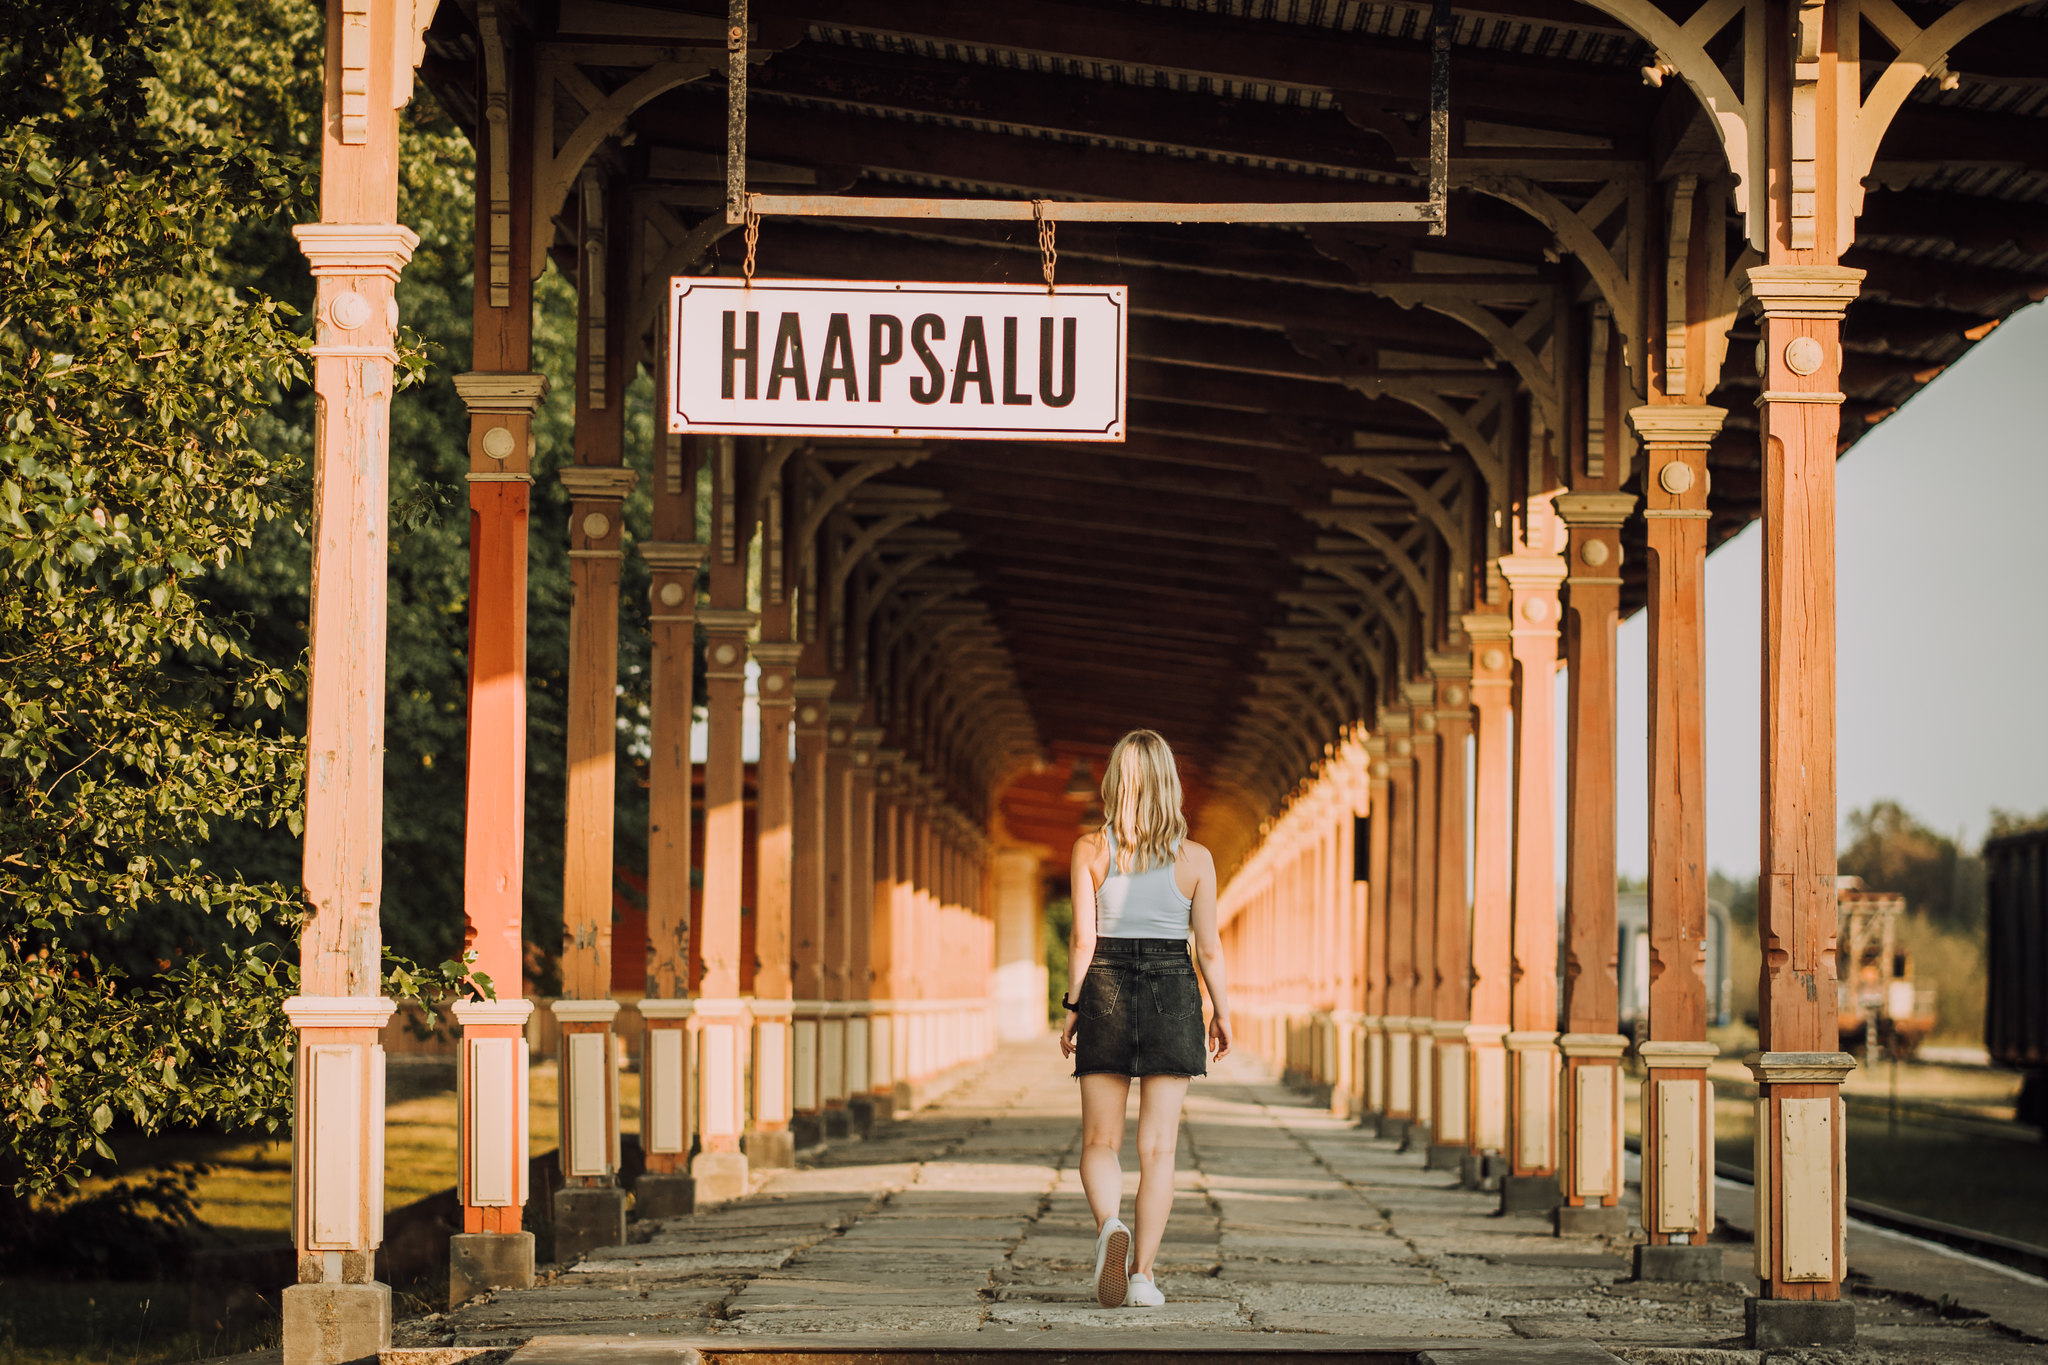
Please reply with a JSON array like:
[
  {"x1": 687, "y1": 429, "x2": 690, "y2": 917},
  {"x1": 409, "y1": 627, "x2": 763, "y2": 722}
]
[{"x1": 1707, "y1": 1155, "x2": 2048, "y2": 1281}]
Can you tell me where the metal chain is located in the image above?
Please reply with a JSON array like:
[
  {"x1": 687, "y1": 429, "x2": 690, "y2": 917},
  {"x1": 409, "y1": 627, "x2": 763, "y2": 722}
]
[
  {"x1": 1034, "y1": 200, "x2": 1056, "y2": 291},
  {"x1": 742, "y1": 198, "x2": 761, "y2": 283}
]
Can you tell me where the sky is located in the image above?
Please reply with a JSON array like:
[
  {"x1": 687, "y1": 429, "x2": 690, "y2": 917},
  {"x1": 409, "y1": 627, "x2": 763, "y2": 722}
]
[{"x1": 1585, "y1": 302, "x2": 2048, "y2": 880}]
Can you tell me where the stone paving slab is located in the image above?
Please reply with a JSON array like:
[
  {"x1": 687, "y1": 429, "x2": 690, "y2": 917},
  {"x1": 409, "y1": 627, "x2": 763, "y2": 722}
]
[{"x1": 394, "y1": 1038, "x2": 2045, "y2": 1361}]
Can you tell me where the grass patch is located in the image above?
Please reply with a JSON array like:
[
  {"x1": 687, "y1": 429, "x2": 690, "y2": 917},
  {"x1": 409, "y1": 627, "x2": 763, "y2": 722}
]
[{"x1": 0, "y1": 1282, "x2": 276, "y2": 1365}]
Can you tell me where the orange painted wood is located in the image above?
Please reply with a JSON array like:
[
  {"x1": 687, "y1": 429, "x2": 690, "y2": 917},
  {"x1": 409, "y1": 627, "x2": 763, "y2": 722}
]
[
  {"x1": 1384, "y1": 730, "x2": 1415, "y2": 1030},
  {"x1": 1645, "y1": 461, "x2": 1710, "y2": 1043},
  {"x1": 791, "y1": 687, "x2": 831, "y2": 1001},
  {"x1": 1505, "y1": 568, "x2": 1563, "y2": 1037},
  {"x1": 1409, "y1": 705, "x2": 1439, "y2": 1026},
  {"x1": 1756, "y1": 327, "x2": 1844, "y2": 1064},
  {"x1": 1432, "y1": 673, "x2": 1472, "y2": 1023},
  {"x1": 1363, "y1": 751, "x2": 1391, "y2": 1021},
  {"x1": 822, "y1": 713, "x2": 854, "y2": 1003},
  {"x1": 1562, "y1": 552, "x2": 1621, "y2": 1035},
  {"x1": 1465, "y1": 616, "x2": 1514, "y2": 1034},
  {"x1": 849, "y1": 744, "x2": 878, "y2": 1001}
]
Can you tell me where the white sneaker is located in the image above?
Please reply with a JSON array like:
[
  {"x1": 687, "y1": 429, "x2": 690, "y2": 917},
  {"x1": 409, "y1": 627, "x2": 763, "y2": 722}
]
[
  {"x1": 1123, "y1": 1271, "x2": 1166, "y2": 1307},
  {"x1": 1092, "y1": 1217, "x2": 1131, "y2": 1308}
]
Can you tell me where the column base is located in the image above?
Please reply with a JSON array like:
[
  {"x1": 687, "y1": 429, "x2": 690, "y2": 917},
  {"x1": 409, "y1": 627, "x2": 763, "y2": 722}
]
[
  {"x1": 822, "y1": 1104, "x2": 852, "y2": 1139},
  {"x1": 448, "y1": 1231, "x2": 534, "y2": 1308},
  {"x1": 691, "y1": 1149, "x2": 750, "y2": 1204},
  {"x1": 1425, "y1": 1143, "x2": 1467, "y2": 1172},
  {"x1": 1553, "y1": 1204, "x2": 1628, "y2": 1237},
  {"x1": 551, "y1": 1185, "x2": 626, "y2": 1264},
  {"x1": 1461, "y1": 1151, "x2": 1507, "y2": 1191},
  {"x1": 1633, "y1": 1242, "x2": 1726, "y2": 1283},
  {"x1": 1498, "y1": 1173, "x2": 1561, "y2": 1215},
  {"x1": 633, "y1": 1172, "x2": 696, "y2": 1221},
  {"x1": 1746, "y1": 1295, "x2": 1855, "y2": 1348},
  {"x1": 1399, "y1": 1121, "x2": 1432, "y2": 1154},
  {"x1": 1377, "y1": 1116, "x2": 1411, "y2": 1143},
  {"x1": 282, "y1": 1281, "x2": 390, "y2": 1365},
  {"x1": 744, "y1": 1127, "x2": 796, "y2": 1170},
  {"x1": 847, "y1": 1093, "x2": 878, "y2": 1138},
  {"x1": 791, "y1": 1111, "x2": 824, "y2": 1150}
]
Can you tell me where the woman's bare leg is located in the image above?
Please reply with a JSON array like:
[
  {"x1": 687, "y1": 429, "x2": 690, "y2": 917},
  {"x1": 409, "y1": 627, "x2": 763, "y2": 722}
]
[
  {"x1": 1078, "y1": 1074, "x2": 1132, "y2": 1229},
  {"x1": 1130, "y1": 1075, "x2": 1190, "y2": 1275}
]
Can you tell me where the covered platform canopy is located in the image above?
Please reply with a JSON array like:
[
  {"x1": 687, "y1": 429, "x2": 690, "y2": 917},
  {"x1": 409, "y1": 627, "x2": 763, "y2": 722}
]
[{"x1": 278, "y1": 1, "x2": 2046, "y2": 1360}]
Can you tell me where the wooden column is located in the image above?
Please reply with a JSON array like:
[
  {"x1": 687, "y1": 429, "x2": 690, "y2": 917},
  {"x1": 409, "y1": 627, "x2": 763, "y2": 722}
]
[
  {"x1": 750, "y1": 637, "x2": 802, "y2": 1168},
  {"x1": 284, "y1": 5, "x2": 420, "y2": 1350},
  {"x1": 1382, "y1": 711, "x2": 1416, "y2": 1131},
  {"x1": 448, "y1": 16, "x2": 544, "y2": 1282},
  {"x1": 1554, "y1": 491, "x2": 1637, "y2": 1232},
  {"x1": 693, "y1": 434, "x2": 758, "y2": 1201},
  {"x1": 1500, "y1": 527, "x2": 1567, "y2": 1203},
  {"x1": 1362, "y1": 734, "x2": 1392, "y2": 1121},
  {"x1": 789, "y1": 676, "x2": 834, "y2": 1136},
  {"x1": 549, "y1": 164, "x2": 634, "y2": 1251},
  {"x1": 1426, "y1": 653, "x2": 1474, "y2": 1170},
  {"x1": 635, "y1": 441, "x2": 705, "y2": 1215},
  {"x1": 820, "y1": 701, "x2": 859, "y2": 1131},
  {"x1": 1462, "y1": 609, "x2": 1514, "y2": 1180},
  {"x1": 1404, "y1": 682, "x2": 1440, "y2": 1148},
  {"x1": 1630, "y1": 405, "x2": 1727, "y2": 1262},
  {"x1": 869, "y1": 750, "x2": 905, "y2": 1106},
  {"x1": 452, "y1": 366, "x2": 545, "y2": 1273},
  {"x1": 1745, "y1": 264, "x2": 1864, "y2": 1310},
  {"x1": 846, "y1": 726, "x2": 883, "y2": 1125},
  {"x1": 1333, "y1": 747, "x2": 1365, "y2": 1118}
]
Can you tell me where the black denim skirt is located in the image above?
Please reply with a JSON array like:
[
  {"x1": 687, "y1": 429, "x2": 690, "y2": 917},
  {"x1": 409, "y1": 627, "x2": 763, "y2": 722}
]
[{"x1": 1072, "y1": 937, "x2": 1209, "y2": 1079}]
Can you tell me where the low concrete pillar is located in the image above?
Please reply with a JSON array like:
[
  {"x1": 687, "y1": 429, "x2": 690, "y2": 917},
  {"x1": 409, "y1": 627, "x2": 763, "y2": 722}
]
[
  {"x1": 689, "y1": 997, "x2": 753, "y2": 1203},
  {"x1": 451, "y1": 999, "x2": 535, "y2": 1302},
  {"x1": 1555, "y1": 1033, "x2": 1628, "y2": 1235},
  {"x1": 635, "y1": 998, "x2": 696, "y2": 1219},
  {"x1": 550, "y1": 999, "x2": 625, "y2": 1262}
]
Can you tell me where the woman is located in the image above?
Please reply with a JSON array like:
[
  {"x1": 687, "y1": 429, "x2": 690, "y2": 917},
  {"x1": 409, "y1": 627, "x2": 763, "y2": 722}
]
[{"x1": 1059, "y1": 729, "x2": 1233, "y2": 1309}]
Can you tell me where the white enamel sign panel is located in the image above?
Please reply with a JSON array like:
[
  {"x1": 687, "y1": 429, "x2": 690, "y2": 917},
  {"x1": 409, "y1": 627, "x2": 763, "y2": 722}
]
[{"x1": 667, "y1": 277, "x2": 1126, "y2": 441}]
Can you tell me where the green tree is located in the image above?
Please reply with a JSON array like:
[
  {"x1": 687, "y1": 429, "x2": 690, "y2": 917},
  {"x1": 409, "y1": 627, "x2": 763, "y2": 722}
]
[
  {"x1": 1838, "y1": 799, "x2": 1984, "y2": 932},
  {"x1": 0, "y1": 0, "x2": 483, "y2": 1201}
]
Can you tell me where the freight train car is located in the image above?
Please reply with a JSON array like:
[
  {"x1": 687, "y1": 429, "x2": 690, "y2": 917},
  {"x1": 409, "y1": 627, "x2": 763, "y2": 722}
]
[{"x1": 1984, "y1": 824, "x2": 2048, "y2": 1131}]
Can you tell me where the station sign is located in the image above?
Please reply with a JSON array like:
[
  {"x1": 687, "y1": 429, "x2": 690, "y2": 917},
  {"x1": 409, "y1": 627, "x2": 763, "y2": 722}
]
[{"x1": 666, "y1": 277, "x2": 1126, "y2": 441}]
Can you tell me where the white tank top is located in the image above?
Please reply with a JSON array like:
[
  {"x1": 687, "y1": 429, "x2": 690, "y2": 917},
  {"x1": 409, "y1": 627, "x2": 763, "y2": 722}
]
[{"x1": 1095, "y1": 830, "x2": 1193, "y2": 939}]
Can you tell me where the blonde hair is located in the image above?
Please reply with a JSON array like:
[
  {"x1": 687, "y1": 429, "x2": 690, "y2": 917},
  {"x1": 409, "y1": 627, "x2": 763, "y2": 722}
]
[{"x1": 1101, "y1": 729, "x2": 1187, "y2": 873}]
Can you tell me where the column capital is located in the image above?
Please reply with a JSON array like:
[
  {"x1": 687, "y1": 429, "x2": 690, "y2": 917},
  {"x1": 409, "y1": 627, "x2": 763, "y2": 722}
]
[
  {"x1": 1741, "y1": 265, "x2": 1864, "y2": 321},
  {"x1": 875, "y1": 746, "x2": 904, "y2": 769},
  {"x1": 852, "y1": 726, "x2": 885, "y2": 750},
  {"x1": 1553, "y1": 491, "x2": 1639, "y2": 528},
  {"x1": 1425, "y1": 650, "x2": 1472, "y2": 680},
  {"x1": 283, "y1": 995, "x2": 397, "y2": 1029},
  {"x1": 559, "y1": 465, "x2": 638, "y2": 501},
  {"x1": 1626, "y1": 404, "x2": 1726, "y2": 448},
  {"x1": 751, "y1": 641, "x2": 805, "y2": 668},
  {"x1": 697, "y1": 606, "x2": 758, "y2": 636},
  {"x1": 453, "y1": 371, "x2": 549, "y2": 414},
  {"x1": 1461, "y1": 610, "x2": 1513, "y2": 641},
  {"x1": 1497, "y1": 552, "x2": 1568, "y2": 592},
  {"x1": 1400, "y1": 680, "x2": 1435, "y2": 709},
  {"x1": 793, "y1": 676, "x2": 837, "y2": 702},
  {"x1": 827, "y1": 700, "x2": 863, "y2": 725},
  {"x1": 638, "y1": 540, "x2": 709, "y2": 571},
  {"x1": 293, "y1": 222, "x2": 419, "y2": 278},
  {"x1": 1744, "y1": 1051, "x2": 1858, "y2": 1084},
  {"x1": 453, "y1": 999, "x2": 535, "y2": 1028}
]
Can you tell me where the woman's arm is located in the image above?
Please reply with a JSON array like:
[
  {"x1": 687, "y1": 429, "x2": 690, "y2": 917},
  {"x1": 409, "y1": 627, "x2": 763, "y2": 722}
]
[
  {"x1": 1060, "y1": 833, "x2": 1101, "y2": 1058},
  {"x1": 1186, "y1": 843, "x2": 1232, "y2": 1059}
]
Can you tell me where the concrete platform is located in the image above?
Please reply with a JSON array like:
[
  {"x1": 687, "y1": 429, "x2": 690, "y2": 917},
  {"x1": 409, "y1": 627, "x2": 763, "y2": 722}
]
[{"x1": 389, "y1": 1039, "x2": 2047, "y2": 1362}]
